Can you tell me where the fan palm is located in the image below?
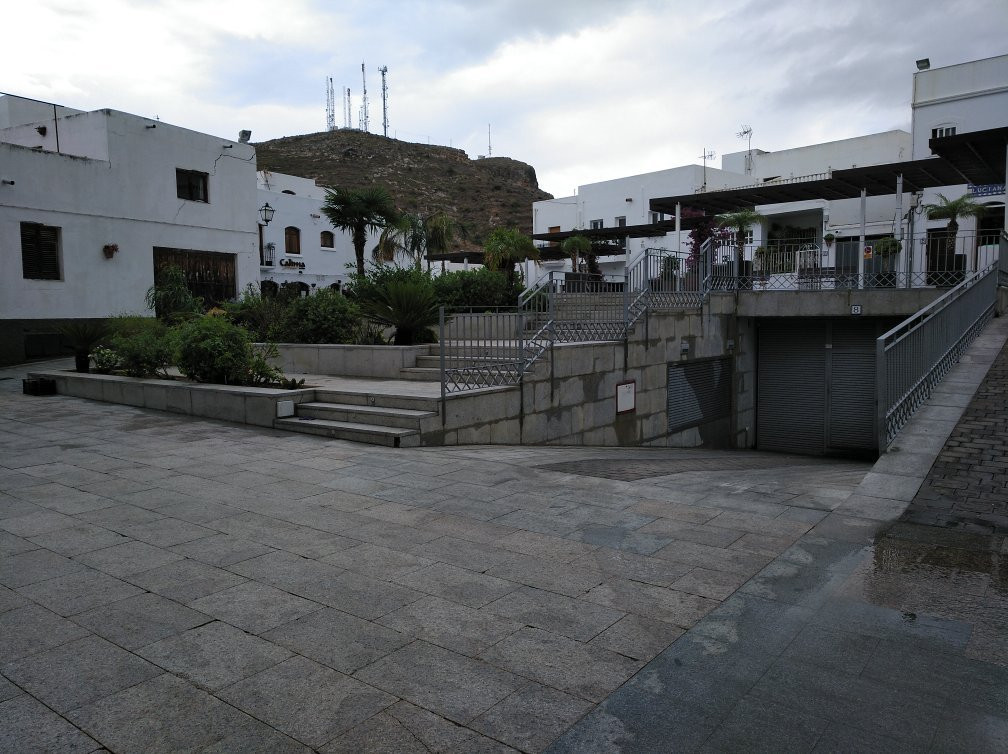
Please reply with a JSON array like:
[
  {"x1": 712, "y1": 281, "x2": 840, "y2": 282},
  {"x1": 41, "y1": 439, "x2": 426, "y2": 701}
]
[
  {"x1": 359, "y1": 280, "x2": 441, "y2": 345},
  {"x1": 716, "y1": 209, "x2": 765, "y2": 267},
  {"x1": 924, "y1": 192, "x2": 986, "y2": 260},
  {"x1": 321, "y1": 186, "x2": 399, "y2": 276},
  {"x1": 483, "y1": 227, "x2": 540, "y2": 286},
  {"x1": 561, "y1": 234, "x2": 593, "y2": 272},
  {"x1": 374, "y1": 212, "x2": 462, "y2": 270}
]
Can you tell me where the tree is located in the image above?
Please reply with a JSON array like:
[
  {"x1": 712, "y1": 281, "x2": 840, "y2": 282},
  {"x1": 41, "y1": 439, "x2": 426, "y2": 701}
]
[
  {"x1": 321, "y1": 186, "x2": 399, "y2": 276},
  {"x1": 716, "y1": 209, "x2": 765, "y2": 268},
  {"x1": 561, "y1": 234, "x2": 593, "y2": 273},
  {"x1": 374, "y1": 212, "x2": 461, "y2": 270},
  {"x1": 482, "y1": 227, "x2": 540, "y2": 286},
  {"x1": 924, "y1": 192, "x2": 986, "y2": 239}
]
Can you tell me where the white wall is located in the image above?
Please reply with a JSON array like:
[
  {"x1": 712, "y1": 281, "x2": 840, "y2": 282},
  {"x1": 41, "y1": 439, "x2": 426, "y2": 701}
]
[
  {"x1": 723, "y1": 130, "x2": 911, "y2": 178},
  {"x1": 0, "y1": 100, "x2": 258, "y2": 320}
]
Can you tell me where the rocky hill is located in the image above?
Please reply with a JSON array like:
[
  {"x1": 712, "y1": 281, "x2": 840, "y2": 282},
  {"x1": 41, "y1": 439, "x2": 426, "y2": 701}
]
[{"x1": 254, "y1": 129, "x2": 552, "y2": 246}]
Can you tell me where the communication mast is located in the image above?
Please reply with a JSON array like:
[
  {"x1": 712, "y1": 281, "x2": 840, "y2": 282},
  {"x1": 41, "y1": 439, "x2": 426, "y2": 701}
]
[
  {"x1": 326, "y1": 78, "x2": 336, "y2": 132},
  {"x1": 379, "y1": 66, "x2": 389, "y2": 138},
  {"x1": 360, "y1": 62, "x2": 369, "y2": 133},
  {"x1": 488, "y1": 124, "x2": 492, "y2": 157},
  {"x1": 699, "y1": 148, "x2": 716, "y2": 190},
  {"x1": 344, "y1": 87, "x2": 351, "y2": 129}
]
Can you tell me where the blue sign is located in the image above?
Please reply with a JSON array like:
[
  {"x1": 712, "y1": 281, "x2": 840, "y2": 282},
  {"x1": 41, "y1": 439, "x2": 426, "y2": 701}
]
[{"x1": 968, "y1": 184, "x2": 1005, "y2": 197}]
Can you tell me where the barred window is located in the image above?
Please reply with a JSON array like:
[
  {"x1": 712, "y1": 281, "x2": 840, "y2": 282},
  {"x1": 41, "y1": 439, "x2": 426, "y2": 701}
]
[
  {"x1": 21, "y1": 222, "x2": 61, "y2": 280},
  {"x1": 320, "y1": 230, "x2": 334, "y2": 248}
]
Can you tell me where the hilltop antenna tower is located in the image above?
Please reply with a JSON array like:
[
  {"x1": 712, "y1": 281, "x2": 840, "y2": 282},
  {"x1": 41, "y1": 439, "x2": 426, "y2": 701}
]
[
  {"x1": 488, "y1": 124, "x2": 492, "y2": 157},
  {"x1": 736, "y1": 125, "x2": 753, "y2": 174},
  {"x1": 326, "y1": 78, "x2": 336, "y2": 132},
  {"x1": 360, "y1": 62, "x2": 370, "y2": 132},
  {"x1": 344, "y1": 87, "x2": 351, "y2": 129},
  {"x1": 699, "y1": 148, "x2": 716, "y2": 190},
  {"x1": 379, "y1": 66, "x2": 389, "y2": 137}
]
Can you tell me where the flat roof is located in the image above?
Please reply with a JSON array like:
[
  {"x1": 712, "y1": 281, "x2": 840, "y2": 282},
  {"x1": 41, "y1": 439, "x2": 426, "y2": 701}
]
[{"x1": 649, "y1": 126, "x2": 1008, "y2": 215}]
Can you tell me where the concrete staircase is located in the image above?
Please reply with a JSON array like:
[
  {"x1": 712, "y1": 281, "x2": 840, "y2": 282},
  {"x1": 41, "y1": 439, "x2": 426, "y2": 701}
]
[{"x1": 274, "y1": 389, "x2": 439, "y2": 447}]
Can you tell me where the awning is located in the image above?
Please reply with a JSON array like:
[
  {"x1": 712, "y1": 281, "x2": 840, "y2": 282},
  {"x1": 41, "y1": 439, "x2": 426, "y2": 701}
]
[
  {"x1": 649, "y1": 126, "x2": 1008, "y2": 215},
  {"x1": 531, "y1": 217, "x2": 709, "y2": 245}
]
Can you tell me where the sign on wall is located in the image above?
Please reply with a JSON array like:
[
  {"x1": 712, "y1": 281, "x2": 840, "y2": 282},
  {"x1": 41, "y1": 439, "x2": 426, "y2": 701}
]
[{"x1": 616, "y1": 380, "x2": 636, "y2": 414}]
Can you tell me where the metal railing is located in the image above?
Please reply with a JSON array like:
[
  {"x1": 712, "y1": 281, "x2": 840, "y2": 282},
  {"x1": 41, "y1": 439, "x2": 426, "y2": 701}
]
[
  {"x1": 875, "y1": 265, "x2": 998, "y2": 452},
  {"x1": 1000, "y1": 231, "x2": 1008, "y2": 287},
  {"x1": 707, "y1": 231, "x2": 1001, "y2": 291},
  {"x1": 438, "y1": 307, "x2": 525, "y2": 396}
]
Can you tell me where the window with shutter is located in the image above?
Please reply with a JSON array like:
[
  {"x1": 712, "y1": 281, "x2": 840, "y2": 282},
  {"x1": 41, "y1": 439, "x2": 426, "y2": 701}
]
[
  {"x1": 285, "y1": 226, "x2": 301, "y2": 254},
  {"x1": 20, "y1": 222, "x2": 62, "y2": 280},
  {"x1": 320, "y1": 231, "x2": 334, "y2": 248}
]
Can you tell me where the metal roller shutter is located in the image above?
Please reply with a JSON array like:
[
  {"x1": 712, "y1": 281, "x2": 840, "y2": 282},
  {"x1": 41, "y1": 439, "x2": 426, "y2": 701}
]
[
  {"x1": 828, "y1": 321, "x2": 877, "y2": 450},
  {"x1": 667, "y1": 358, "x2": 732, "y2": 433},
  {"x1": 757, "y1": 321, "x2": 827, "y2": 453}
]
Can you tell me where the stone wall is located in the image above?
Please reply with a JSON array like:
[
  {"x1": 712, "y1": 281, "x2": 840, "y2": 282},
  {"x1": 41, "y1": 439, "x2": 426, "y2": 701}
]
[{"x1": 269, "y1": 343, "x2": 429, "y2": 378}]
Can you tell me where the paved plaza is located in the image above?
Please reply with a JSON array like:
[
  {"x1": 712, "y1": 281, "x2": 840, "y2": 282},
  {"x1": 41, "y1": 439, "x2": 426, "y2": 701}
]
[{"x1": 1, "y1": 323, "x2": 1007, "y2": 752}]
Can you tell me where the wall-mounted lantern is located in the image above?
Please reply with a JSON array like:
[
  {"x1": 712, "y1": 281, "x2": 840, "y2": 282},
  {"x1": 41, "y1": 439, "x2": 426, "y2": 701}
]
[{"x1": 259, "y1": 202, "x2": 275, "y2": 226}]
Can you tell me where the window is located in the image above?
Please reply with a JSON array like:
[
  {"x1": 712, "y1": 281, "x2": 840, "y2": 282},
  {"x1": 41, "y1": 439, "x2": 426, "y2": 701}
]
[
  {"x1": 590, "y1": 219, "x2": 603, "y2": 229},
  {"x1": 21, "y1": 222, "x2": 61, "y2": 280},
  {"x1": 320, "y1": 230, "x2": 335, "y2": 248},
  {"x1": 615, "y1": 216, "x2": 627, "y2": 227},
  {"x1": 931, "y1": 126, "x2": 957, "y2": 140},
  {"x1": 649, "y1": 211, "x2": 664, "y2": 224},
  {"x1": 285, "y1": 226, "x2": 301, "y2": 254},
  {"x1": 176, "y1": 169, "x2": 208, "y2": 202}
]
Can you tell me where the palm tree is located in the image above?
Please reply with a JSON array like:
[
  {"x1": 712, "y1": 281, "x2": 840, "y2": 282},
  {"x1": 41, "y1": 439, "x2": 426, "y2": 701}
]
[
  {"x1": 321, "y1": 186, "x2": 399, "y2": 276},
  {"x1": 375, "y1": 212, "x2": 461, "y2": 270},
  {"x1": 924, "y1": 193, "x2": 986, "y2": 273},
  {"x1": 482, "y1": 227, "x2": 540, "y2": 286},
  {"x1": 561, "y1": 234, "x2": 592, "y2": 273},
  {"x1": 716, "y1": 209, "x2": 764, "y2": 263}
]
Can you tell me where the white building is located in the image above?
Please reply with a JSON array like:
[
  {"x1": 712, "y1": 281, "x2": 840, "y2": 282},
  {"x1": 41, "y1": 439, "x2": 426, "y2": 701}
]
[
  {"x1": 0, "y1": 95, "x2": 258, "y2": 365},
  {"x1": 256, "y1": 171, "x2": 361, "y2": 294}
]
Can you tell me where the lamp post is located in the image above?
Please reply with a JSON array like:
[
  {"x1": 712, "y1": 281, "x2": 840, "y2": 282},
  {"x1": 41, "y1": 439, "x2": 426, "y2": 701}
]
[{"x1": 258, "y1": 203, "x2": 275, "y2": 226}]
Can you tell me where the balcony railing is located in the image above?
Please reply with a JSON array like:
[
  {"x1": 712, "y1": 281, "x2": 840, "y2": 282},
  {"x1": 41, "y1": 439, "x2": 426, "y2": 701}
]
[{"x1": 259, "y1": 243, "x2": 275, "y2": 266}]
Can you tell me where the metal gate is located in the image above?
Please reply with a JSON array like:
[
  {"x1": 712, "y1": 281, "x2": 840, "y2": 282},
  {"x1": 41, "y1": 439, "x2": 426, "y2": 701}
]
[
  {"x1": 153, "y1": 247, "x2": 237, "y2": 309},
  {"x1": 757, "y1": 319, "x2": 885, "y2": 455}
]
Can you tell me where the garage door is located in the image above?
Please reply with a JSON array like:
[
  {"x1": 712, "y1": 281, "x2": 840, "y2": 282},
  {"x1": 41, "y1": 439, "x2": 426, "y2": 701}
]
[{"x1": 757, "y1": 319, "x2": 882, "y2": 455}]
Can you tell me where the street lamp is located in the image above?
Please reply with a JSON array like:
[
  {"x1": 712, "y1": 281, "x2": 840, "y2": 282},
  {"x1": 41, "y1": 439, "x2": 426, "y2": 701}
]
[{"x1": 258, "y1": 203, "x2": 275, "y2": 226}]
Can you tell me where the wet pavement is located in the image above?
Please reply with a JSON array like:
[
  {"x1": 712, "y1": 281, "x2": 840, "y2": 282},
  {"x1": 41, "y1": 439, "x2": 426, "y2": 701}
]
[{"x1": 1, "y1": 316, "x2": 1007, "y2": 753}]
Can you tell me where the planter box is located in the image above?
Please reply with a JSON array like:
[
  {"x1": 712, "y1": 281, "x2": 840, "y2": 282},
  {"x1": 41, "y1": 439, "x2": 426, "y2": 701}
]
[{"x1": 266, "y1": 344, "x2": 430, "y2": 378}]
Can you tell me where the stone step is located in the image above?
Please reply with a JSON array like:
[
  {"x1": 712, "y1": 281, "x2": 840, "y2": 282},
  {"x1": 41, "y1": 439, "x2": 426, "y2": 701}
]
[
  {"x1": 296, "y1": 401, "x2": 436, "y2": 429},
  {"x1": 312, "y1": 390, "x2": 440, "y2": 413},
  {"x1": 275, "y1": 417, "x2": 420, "y2": 447},
  {"x1": 414, "y1": 355, "x2": 523, "y2": 369},
  {"x1": 398, "y1": 367, "x2": 442, "y2": 381}
]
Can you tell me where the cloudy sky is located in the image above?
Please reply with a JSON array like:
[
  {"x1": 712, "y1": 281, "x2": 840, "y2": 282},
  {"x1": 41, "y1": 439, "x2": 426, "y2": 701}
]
[{"x1": 4, "y1": 0, "x2": 1005, "y2": 197}]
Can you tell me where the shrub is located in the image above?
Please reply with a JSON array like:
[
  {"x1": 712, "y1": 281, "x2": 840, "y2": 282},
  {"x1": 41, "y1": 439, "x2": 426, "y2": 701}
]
[
  {"x1": 343, "y1": 263, "x2": 432, "y2": 305},
  {"x1": 145, "y1": 265, "x2": 203, "y2": 322},
  {"x1": 432, "y1": 267, "x2": 522, "y2": 309},
  {"x1": 107, "y1": 316, "x2": 174, "y2": 377},
  {"x1": 91, "y1": 346, "x2": 119, "y2": 373},
  {"x1": 360, "y1": 280, "x2": 440, "y2": 345},
  {"x1": 222, "y1": 284, "x2": 287, "y2": 341},
  {"x1": 273, "y1": 289, "x2": 361, "y2": 344},
  {"x1": 174, "y1": 316, "x2": 279, "y2": 385}
]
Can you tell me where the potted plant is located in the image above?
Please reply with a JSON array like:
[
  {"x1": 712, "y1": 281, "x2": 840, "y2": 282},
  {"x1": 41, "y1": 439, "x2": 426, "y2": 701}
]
[
  {"x1": 873, "y1": 237, "x2": 901, "y2": 287},
  {"x1": 823, "y1": 233, "x2": 835, "y2": 248},
  {"x1": 102, "y1": 243, "x2": 119, "y2": 259},
  {"x1": 753, "y1": 246, "x2": 768, "y2": 288},
  {"x1": 57, "y1": 320, "x2": 107, "y2": 372}
]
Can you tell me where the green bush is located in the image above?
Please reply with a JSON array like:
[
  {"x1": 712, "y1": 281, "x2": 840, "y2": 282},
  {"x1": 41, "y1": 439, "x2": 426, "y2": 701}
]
[
  {"x1": 221, "y1": 285, "x2": 287, "y2": 341},
  {"x1": 344, "y1": 263, "x2": 432, "y2": 304},
  {"x1": 107, "y1": 316, "x2": 174, "y2": 377},
  {"x1": 432, "y1": 267, "x2": 522, "y2": 309},
  {"x1": 360, "y1": 279, "x2": 441, "y2": 345},
  {"x1": 175, "y1": 316, "x2": 280, "y2": 385},
  {"x1": 145, "y1": 265, "x2": 203, "y2": 322},
  {"x1": 273, "y1": 289, "x2": 361, "y2": 344}
]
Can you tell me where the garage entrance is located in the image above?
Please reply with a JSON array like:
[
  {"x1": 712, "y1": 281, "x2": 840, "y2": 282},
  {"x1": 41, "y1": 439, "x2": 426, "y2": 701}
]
[{"x1": 756, "y1": 318, "x2": 896, "y2": 456}]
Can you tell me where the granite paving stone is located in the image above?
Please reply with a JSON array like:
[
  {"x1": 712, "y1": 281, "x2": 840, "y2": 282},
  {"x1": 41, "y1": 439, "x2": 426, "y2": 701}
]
[
  {"x1": 378, "y1": 595, "x2": 522, "y2": 655},
  {"x1": 16, "y1": 568, "x2": 144, "y2": 616},
  {"x1": 486, "y1": 555, "x2": 606, "y2": 598},
  {"x1": 0, "y1": 585, "x2": 29, "y2": 614},
  {"x1": 74, "y1": 540, "x2": 184, "y2": 578},
  {"x1": 394, "y1": 562, "x2": 520, "y2": 608},
  {"x1": 356, "y1": 640, "x2": 523, "y2": 723},
  {"x1": 219, "y1": 655, "x2": 396, "y2": 748},
  {"x1": 187, "y1": 581, "x2": 321, "y2": 634},
  {"x1": 70, "y1": 592, "x2": 211, "y2": 650},
  {"x1": 298, "y1": 569, "x2": 426, "y2": 619},
  {"x1": 0, "y1": 694, "x2": 100, "y2": 754},
  {"x1": 0, "y1": 509, "x2": 80, "y2": 537},
  {"x1": 322, "y1": 542, "x2": 435, "y2": 580},
  {"x1": 671, "y1": 566, "x2": 751, "y2": 601},
  {"x1": 118, "y1": 517, "x2": 217, "y2": 548},
  {"x1": 0, "y1": 530, "x2": 37, "y2": 555},
  {"x1": 470, "y1": 682, "x2": 594, "y2": 753},
  {"x1": 697, "y1": 696, "x2": 829, "y2": 753},
  {"x1": 569, "y1": 547, "x2": 692, "y2": 588},
  {"x1": 2, "y1": 635, "x2": 162, "y2": 712},
  {"x1": 168, "y1": 533, "x2": 274, "y2": 567},
  {"x1": 0, "y1": 548, "x2": 87, "y2": 587},
  {"x1": 583, "y1": 578, "x2": 719, "y2": 629},
  {"x1": 27, "y1": 523, "x2": 130, "y2": 556},
  {"x1": 138, "y1": 620, "x2": 291, "y2": 691},
  {"x1": 0, "y1": 673, "x2": 21, "y2": 702},
  {"x1": 480, "y1": 626, "x2": 641, "y2": 702},
  {"x1": 587, "y1": 613, "x2": 686, "y2": 662},
  {"x1": 483, "y1": 586, "x2": 624, "y2": 642},
  {"x1": 127, "y1": 558, "x2": 247, "y2": 602},
  {"x1": 264, "y1": 608, "x2": 410, "y2": 673},
  {"x1": 67, "y1": 673, "x2": 286, "y2": 754},
  {"x1": 0, "y1": 604, "x2": 91, "y2": 662}
]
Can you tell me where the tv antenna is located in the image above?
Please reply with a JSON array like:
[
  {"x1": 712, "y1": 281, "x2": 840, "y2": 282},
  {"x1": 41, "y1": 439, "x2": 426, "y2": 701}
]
[
  {"x1": 326, "y1": 78, "x2": 336, "y2": 132},
  {"x1": 737, "y1": 124, "x2": 753, "y2": 174},
  {"x1": 699, "y1": 148, "x2": 716, "y2": 190},
  {"x1": 379, "y1": 66, "x2": 389, "y2": 137},
  {"x1": 360, "y1": 62, "x2": 369, "y2": 132}
]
